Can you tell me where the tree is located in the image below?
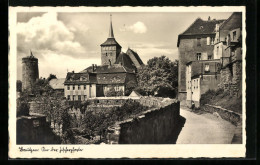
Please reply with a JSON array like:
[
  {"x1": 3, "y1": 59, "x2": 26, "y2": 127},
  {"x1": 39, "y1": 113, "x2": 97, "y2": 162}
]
[
  {"x1": 135, "y1": 56, "x2": 178, "y2": 98},
  {"x1": 47, "y1": 74, "x2": 57, "y2": 82}
]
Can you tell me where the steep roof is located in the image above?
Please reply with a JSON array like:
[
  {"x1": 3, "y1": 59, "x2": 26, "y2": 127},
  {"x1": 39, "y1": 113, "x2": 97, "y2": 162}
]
[
  {"x1": 177, "y1": 18, "x2": 225, "y2": 47},
  {"x1": 49, "y1": 78, "x2": 65, "y2": 89},
  {"x1": 181, "y1": 18, "x2": 225, "y2": 35},
  {"x1": 96, "y1": 73, "x2": 127, "y2": 84},
  {"x1": 64, "y1": 72, "x2": 97, "y2": 85},
  {"x1": 115, "y1": 52, "x2": 136, "y2": 70},
  {"x1": 126, "y1": 48, "x2": 144, "y2": 67},
  {"x1": 220, "y1": 12, "x2": 242, "y2": 31},
  {"x1": 80, "y1": 63, "x2": 136, "y2": 74}
]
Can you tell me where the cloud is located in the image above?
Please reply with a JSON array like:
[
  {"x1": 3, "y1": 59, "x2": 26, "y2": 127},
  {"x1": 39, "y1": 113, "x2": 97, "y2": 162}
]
[
  {"x1": 17, "y1": 12, "x2": 86, "y2": 58},
  {"x1": 120, "y1": 21, "x2": 147, "y2": 34},
  {"x1": 126, "y1": 43, "x2": 178, "y2": 64}
]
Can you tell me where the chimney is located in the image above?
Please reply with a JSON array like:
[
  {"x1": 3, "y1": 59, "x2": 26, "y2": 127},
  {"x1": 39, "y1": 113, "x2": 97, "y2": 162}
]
[
  {"x1": 208, "y1": 16, "x2": 211, "y2": 21},
  {"x1": 92, "y1": 64, "x2": 95, "y2": 72},
  {"x1": 72, "y1": 71, "x2": 74, "y2": 73},
  {"x1": 95, "y1": 64, "x2": 97, "y2": 70}
]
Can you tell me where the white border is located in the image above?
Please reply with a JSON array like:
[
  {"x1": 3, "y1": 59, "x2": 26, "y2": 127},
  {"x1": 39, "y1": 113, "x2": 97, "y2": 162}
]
[{"x1": 9, "y1": 6, "x2": 246, "y2": 158}]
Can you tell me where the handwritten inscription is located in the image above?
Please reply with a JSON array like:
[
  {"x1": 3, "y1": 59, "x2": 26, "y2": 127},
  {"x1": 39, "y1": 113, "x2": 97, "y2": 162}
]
[{"x1": 18, "y1": 146, "x2": 83, "y2": 154}]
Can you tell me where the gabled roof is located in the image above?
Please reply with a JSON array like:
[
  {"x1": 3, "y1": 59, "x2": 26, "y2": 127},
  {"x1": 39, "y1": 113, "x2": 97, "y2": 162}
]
[
  {"x1": 181, "y1": 18, "x2": 225, "y2": 35},
  {"x1": 115, "y1": 52, "x2": 136, "y2": 70},
  {"x1": 96, "y1": 73, "x2": 127, "y2": 84},
  {"x1": 49, "y1": 78, "x2": 65, "y2": 89},
  {"x1": 126, "y1": 48, "x2": 144, "y2": 67},
  {"x1": 80, "y1": 64, "x2": 135, "y2": 74},
  {"x1": 64, "y1": 72, "x2": 97, "y2": 85},
  {"x1": 177, "y1": 18, "x2": 225, "y2": 47},
  {"x1": 129, "y1": 90, "x2": 142, "y2": 97}
]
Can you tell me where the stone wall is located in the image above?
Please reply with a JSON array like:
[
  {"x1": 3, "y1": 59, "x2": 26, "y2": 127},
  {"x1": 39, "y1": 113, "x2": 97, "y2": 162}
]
[
  {"x1": 219, "y1": 60, "x2": 242, "y2": 97},
  {"x1": 17, "y1": 114, "x2": 60, "y2": 144},
  {"x1": 201, "y1": 104, "x2": 242, "y2": 126},
  {"x1": 106, "y1": 100, "x2": 180, "y2": 144}
]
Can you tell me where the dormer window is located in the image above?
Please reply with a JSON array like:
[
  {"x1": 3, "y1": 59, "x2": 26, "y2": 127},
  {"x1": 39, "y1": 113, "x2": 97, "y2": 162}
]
[
  {"x1": 199, "y1": 26, "x2": 203, "y2": 29},
  {"x1": 197, "y1": 53, "x2": 201, "y2": 60}
]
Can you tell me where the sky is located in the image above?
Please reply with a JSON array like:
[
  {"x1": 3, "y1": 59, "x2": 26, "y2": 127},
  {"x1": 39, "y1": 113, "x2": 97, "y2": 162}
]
[{"x1": 16, "y1": 12, "x2": 232, "y2": 80}]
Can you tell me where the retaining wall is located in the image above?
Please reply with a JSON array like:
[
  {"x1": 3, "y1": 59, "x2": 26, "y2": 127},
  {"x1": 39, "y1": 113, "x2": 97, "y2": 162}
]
[
  {"x1": 106, "y1": 100, "x2": 180, "y2": 144},
  {"x1": 201, "y1": 104, "x2": 242, "y2": 126}
]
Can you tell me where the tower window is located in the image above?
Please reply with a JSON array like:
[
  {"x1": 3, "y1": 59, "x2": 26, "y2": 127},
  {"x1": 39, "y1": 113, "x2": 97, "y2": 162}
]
[{"x1": 208, "y1": 55, "x2": 212, "y2": 60}]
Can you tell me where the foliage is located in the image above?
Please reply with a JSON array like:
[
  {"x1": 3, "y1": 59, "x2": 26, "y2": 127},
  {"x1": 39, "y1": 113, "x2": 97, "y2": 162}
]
[
  {"x1": 200, "y1": 88, "x2": 242, "y2": 113},
  {"x1": 105, "y1": 87, "x2": 124, "y2": 97},
  {"x1": 135, "y1": 56, "x2": 178, "y2": 98},
  {"x1": 47, "y1": 74, "x2": 57, "y2": 82},
  {"x1": 67, "y1": 101, "x2": 149, "y2": 144},
  {"x1": 125, "y1": 80, "x2": 137, "y2": 96},
  {"x1": 17, "y1": 77, "x2": 72, "y2": 136}
]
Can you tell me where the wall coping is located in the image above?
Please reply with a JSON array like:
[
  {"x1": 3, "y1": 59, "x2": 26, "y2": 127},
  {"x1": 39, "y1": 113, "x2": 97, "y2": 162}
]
[{"x1": 205, "y1": 104, "x2": 242, "y2": 117}]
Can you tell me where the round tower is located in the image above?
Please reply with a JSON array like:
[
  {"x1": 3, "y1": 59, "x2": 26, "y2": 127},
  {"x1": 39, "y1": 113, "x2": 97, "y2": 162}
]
[{"x1": 22, "y1": 51, "x2": 39, "y2": 91}]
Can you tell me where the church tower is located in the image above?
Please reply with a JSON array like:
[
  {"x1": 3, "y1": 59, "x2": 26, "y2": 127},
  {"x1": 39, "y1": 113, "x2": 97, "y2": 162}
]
[{"x1": 100, "y1": 15, "x2": 121, "y2": 66}]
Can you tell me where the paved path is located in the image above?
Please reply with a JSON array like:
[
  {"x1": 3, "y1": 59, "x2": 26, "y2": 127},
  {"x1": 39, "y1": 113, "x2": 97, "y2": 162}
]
[{"x1": 176, "y1": 108, "x2": 236, "y2": 144}]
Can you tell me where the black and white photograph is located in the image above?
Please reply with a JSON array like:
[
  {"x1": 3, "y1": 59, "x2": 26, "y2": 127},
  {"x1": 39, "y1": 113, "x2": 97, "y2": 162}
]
[{"x1": 9, "y1": 7, "x2": 246, "y2": 158}]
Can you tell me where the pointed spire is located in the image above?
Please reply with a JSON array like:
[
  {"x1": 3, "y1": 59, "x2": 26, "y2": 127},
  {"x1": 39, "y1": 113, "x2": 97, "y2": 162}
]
[{"x1": 108, "y1": 14, "x2": 114, "y2": 38}]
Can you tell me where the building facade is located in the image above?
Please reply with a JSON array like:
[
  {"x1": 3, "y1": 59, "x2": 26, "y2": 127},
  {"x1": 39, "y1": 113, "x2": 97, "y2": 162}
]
[
  {"x1": 186, "y1": 60, "x2": 221, "y2": 107},
  {"x1": 177, "y1": 17, "x2": 225, "y2": 105}
]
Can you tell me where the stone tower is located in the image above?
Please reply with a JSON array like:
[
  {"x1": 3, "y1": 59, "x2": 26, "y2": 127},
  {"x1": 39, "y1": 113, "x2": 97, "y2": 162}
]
[
  {"x1": 100, "y1": 15, "x2": 121, "y2": 65},
  {"x1": 22, "y1": 51, "x2": 39, "y2": 91}
]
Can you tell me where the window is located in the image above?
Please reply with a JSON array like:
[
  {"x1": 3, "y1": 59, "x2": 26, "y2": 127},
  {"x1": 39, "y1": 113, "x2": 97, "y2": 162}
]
[
  {"x1": 84, "y1": 95, "x2": 87, "y2": 100},
  {"x1": 197, "y1": 79, "x2": 198, "y2": 88},
  {"x1": 90, "y1": 84, "x2": 92, "y2": 87},
  {"x1": 233, "y1": 31, "x2": 236, "y2": 41},
  {"x1": 67, "y1": 95, "x2": 70, "y2": 100},
  {"x1": 67, "y1": 86, "x2": 70, "y2": 90},
  {"x1": 73, "y1": 95, "x2": 75, "y2": 101},
  {"x1": 208, "y1": 55, "x2": 212, "y2": 60},
  {"x1": 78, "y1": 85, "x2": 81, "y2": 90},
  {"x1": 207, "y1": 37, "x2": 210, "y2": 45},
  {"x1": 78, "y1": 95, "x2": 81, "y2": 101},
  {"x1": 211, "y1": 37, "x2": 214, "y2": 45},
  {"x1": 197, "y1": 53, "x2": 201, "y2": 60},
  {"x1": 73, "y1": 85, "x2": 75, "y2": 90},
  {"x1": 205, "y1": 64, "x2": 210, "y2": 72},
  {"x1": 84, "y1": 85, "x2": 86, "y2": 90},
  {"x1": 197, "y1": 38, "x2": 201, "y2": 47}
]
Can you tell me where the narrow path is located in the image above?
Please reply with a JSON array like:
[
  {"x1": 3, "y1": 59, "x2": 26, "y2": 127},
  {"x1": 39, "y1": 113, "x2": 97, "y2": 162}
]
[{"x1": 176, "y1": 108, "x2": 236, "y2": 144}]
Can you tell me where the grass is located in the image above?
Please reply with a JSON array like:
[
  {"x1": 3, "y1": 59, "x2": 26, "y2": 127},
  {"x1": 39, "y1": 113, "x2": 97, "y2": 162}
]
[{"x1": 200, "y1": 88, "x2": 242, "y2": 114}]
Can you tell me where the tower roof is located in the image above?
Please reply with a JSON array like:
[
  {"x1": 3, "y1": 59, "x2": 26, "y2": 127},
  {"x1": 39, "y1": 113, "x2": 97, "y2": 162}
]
[
  {"x1": 101, "y1": 15, "x2": 121, "y2": 47},
  {"x1": 108, "y1": 14, "x2": 114, "y2": 38}
]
